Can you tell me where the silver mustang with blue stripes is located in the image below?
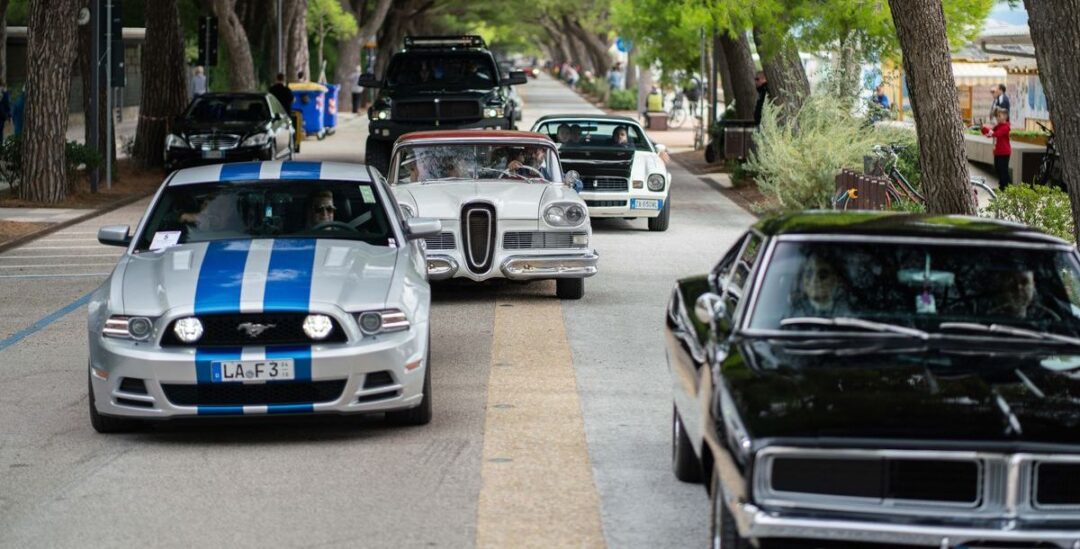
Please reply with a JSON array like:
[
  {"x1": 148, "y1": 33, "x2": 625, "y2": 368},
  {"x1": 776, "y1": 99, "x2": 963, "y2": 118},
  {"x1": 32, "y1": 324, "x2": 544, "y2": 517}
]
[{"x1": 87, "y1": 161, "x2": 441, "y2": 432}]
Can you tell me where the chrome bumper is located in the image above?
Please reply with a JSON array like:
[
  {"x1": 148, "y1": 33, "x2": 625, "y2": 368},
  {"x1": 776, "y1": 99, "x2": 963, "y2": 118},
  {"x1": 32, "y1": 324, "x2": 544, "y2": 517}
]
[
  {"x1": 730, "y1": 500, "x2": 1080, "y2": 548},
  {"x1": 426, "y1": 255, "x2": 458, "y2": 281},
  {"x1": 500, "y1": 252, "x2": 599, "y2": 279}
]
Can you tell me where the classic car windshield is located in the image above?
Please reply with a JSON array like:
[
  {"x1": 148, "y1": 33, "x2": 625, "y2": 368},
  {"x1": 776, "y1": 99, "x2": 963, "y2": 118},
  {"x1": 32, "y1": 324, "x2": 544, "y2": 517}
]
[
  {"x1": 385, "y1": 53, "x2": 498, "y2": 90},
  {"x1": 134, "y1": 180, "x2": 394, "y2": 251},
  {"x1": 748, "y1": 241, "x2": 1080, "y2": 337},
  {"x1": 186, "y1": 96, "x2": 271, "y2": 123},
  {"x1": 534, "y1": 120, "x2": 651, "y2": 152},
  {"x1": 394, "y1": 144, "x2": 563, "y2": 184}
]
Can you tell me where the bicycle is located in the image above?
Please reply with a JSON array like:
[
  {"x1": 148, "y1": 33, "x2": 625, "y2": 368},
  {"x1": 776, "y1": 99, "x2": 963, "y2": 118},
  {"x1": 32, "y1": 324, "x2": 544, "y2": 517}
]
[
  {"x1": 668, "y1": 92, "x2": 688, "y2": 129},
  {"x1": 1035, "y1": 121, "x2": 1063, "y2": 189},
  {"x1": 836, "y1": 145, "x2": 996, "y2": 210}
]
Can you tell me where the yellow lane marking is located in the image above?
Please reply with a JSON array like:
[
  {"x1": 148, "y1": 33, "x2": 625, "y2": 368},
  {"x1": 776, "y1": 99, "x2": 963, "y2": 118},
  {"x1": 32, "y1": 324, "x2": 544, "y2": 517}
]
[{"x1": 476, "y1": 294, "x2": 605, "y2": 548}]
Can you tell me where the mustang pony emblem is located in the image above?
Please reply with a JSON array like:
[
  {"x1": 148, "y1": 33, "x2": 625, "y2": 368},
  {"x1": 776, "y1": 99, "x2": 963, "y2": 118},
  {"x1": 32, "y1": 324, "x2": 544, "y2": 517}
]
[{"x1": 237, "y1": 322, "x2": 276, "y2": 338}]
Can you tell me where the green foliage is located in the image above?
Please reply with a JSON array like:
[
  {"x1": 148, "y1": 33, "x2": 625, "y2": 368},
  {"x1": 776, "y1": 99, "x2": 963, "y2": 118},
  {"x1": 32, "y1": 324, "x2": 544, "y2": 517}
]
[
  {"x1": 0, "y1": 136, "x2": 102, "y2": 193},
  {"x1": 985, "y1": 183, "x2": 1075, "y2": 241},
  {"x1": 308, "y1": 0, "x2": 359, "y2": 42},
  {"x1": 608, "y1": 88, "x2": 637, "y2": 110}
]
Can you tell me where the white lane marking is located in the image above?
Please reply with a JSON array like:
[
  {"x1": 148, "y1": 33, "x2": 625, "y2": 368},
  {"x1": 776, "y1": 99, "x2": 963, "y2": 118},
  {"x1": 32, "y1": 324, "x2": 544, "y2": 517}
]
[
  {"x1": 240, "y1": 239, "x2": 274, "y2": 313},
  {"x1": 18, "y1": 246, "x2": 110, "y2": 250},
  {"x1": 0, "y1": 272, "x2": 110, "y2": 279},
  {"x1": 52, "y1": 231, "x2": 97, "y2": 235},
  {"x1": 0, "y1": 254, "x2": 121, "y2": 259},
  {"x1": 0, "y1": 263, "x2": 117, "y2": 269},
  {"x1": 38, "y1": 238, "x2": 99, "y2": 242}
]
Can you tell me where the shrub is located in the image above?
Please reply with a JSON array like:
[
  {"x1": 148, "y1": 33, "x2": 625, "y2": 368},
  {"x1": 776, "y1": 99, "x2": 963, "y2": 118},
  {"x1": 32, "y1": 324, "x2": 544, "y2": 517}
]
[
  {"x1": 985, "y1": 183, "x2": 1074, "y2": 241},
  {"x1": 607, "y1": 88, "x2": 636, "y2": 110},
  {"x1": 0, "y1": 136, "x2": 103, "y2": 194}
]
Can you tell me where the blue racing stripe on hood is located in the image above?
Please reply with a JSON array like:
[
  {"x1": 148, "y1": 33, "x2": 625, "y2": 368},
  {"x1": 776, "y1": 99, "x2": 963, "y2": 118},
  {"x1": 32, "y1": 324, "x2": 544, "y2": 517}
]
[
  {"x1": 194, "y1": 240, "x2": 251, "y2": 315},
  {"x1": 280, "y1": 161, "x2": 322, "y2": 180},
  {"x1": 195, "y1": 347, "x2": 244, "y2": 383},
  {"x1": 219, "y1": 163, "x2": 263, "y2": 181},
  {"x1": 263, "y1": 239, "x2": 317, "y2": 312}
]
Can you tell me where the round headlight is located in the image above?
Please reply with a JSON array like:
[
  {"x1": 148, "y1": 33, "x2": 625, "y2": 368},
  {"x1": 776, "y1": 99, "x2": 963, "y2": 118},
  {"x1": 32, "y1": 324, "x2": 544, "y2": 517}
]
[
  {"x1": 303, "y1": 314, "x2": 334, "y2": 340},
  {"x1": 544, "y1": 205, "x2": 565, "y2": 225},
  {"x1": 484, "y1": 108, "x2": 498, "y2": 118},
  {"x1": 127, "y1": 317, "x2": 153, "y2": 341},
  {"x1": 647, "y1": 174, "x2": 665, "y2": 192},
  {"x1": 376, "y1": 109, "x2": 390, "y2": 120},
  {"x1": 358, "y1": 312, "x2": 383, "y2": 334},
  {"x1": 564, "y1": 205, "x2": 586, "y2": 226},
  {"x1": 173, "y1": 317, "x2": 204, "y2": 343}
]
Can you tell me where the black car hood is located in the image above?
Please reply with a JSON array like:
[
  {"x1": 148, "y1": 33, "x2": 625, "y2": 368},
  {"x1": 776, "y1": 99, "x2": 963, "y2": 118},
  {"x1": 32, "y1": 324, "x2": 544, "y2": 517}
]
[
  {"x1": 724, "y1": 339, "x2": 1080, "y2": 447},
  {"x1": 558, "y1": 147, "x2": 634, "y2": 178},
  {"x1": 176, "y1": 119, "x2": 266, "y2": 136}
]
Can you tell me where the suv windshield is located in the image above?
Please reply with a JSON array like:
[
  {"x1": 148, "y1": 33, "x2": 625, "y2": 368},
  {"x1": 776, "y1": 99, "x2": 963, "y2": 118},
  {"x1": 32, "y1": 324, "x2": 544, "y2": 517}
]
[
  {"x1": 534, "y1": 120, "x2": 651, "y2": 152},
  {"x1": 749, "y1": 241, "x2": 1080, "y2": 337},
  {"x1": 386, "y1": 53, "x2": 498, "y2": 90},
  {"x1": 186, "y1": 96, "x2": 271, "y2": 124},
  {"x1": 394, "y1": 143, "x2": 562, "y2": 184},
  {"x1": 134, "y1": 180, "x2": 394, "y2": 251}
]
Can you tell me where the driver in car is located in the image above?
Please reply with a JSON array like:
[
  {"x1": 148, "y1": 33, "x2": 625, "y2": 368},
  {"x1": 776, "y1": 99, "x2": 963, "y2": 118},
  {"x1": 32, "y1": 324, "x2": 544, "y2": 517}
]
[
  {"x1": 613, "y1": 125, "x2": 631, "y2": 146},
  {"x1": 788, "y1": 253, "x2": 850, "y2": 317},
  {"x1": 987, "y1": 269, "x2": 1060, "y2": 321},
  {"x1": 308, "y1": 190, "x2": 336, "y2": 228},
  {"x1": 508, "y1": 146, "x2": 550, "y2": 179}
]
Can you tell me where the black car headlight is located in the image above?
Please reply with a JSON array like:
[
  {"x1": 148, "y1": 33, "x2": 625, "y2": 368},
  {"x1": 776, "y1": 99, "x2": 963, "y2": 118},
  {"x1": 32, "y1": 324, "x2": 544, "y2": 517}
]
[
  {"x1": 103, "y1": 315, "x2": 154, "y2": 341},
  {"x1": 241, "y1": 133, "x2": 272, "y2": 147},
  {"x1": 374, "y1": 108, "x2": 392, "y2": 120},
  {"x1": 165, "y1": 134, "x2": 189, "y2": 149},
  {"x1": 647, "y1": 174, "x2": 666, "y2": 192},
  {"x1": 356, "y1": 309, "x2": 410, "y2": 336},
  {"x1": 483, "y1": 107, "x2": 504, "y2": 118}
]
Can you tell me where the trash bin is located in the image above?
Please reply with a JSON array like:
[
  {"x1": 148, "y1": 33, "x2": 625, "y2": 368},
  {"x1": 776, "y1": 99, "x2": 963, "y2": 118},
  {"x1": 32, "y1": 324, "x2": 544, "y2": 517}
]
[
  {"x1": 322, "y1": 84, "x2": 340, "y2": 135},
  {"x1": 289, "y1": 82, "x2": 328, "y2": 140}
]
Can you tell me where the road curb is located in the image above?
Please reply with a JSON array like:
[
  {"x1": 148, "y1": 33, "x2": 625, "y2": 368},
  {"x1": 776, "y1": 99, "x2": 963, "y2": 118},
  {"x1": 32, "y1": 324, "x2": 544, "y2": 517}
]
[{"x1": 0, "y1": 191, "x2": 153, "y2": 254}]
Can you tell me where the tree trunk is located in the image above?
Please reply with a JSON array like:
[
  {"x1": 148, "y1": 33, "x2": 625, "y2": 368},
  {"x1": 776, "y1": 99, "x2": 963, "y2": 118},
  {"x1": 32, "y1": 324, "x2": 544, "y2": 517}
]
[
  {"x1": 713, "y1": 33, "x2": 734, "y2": 110},
  {"x1": 0, "y1": 0, "x2": 10, "y2": 81},
  {"x1": 563, "y1": 16, "x2": 611, "y2": 76},
  {"x1": 286, "y1": 0, "x2": 310, "y2": 81},
  {"x1": 20, "y1": 0, "x2": 79, "y2": 203},
  {"x1": 752, "y1": 26, "x2": 810, "y2": 119},
  {"x1": 888, "y1": 0, "x2": 974, "y2": 215},
  {"x1": 211, "y1": 0, "x2": 257, "y2": 90},
  {"x1": 720, "y1": 32, "x2": 757, "y2": 120},
  {"x1": 625, "y1": 47, "x2": 636, "y2": 90},
  {"x1": 334, "y1": 0, "x2": 392, "y2": 91},
  {"x1": 133, "y1": 0, "x2": 188, "y2": 169},
  {"x1": 77, "y1": 0, "x2": 115, "y2": 174}
]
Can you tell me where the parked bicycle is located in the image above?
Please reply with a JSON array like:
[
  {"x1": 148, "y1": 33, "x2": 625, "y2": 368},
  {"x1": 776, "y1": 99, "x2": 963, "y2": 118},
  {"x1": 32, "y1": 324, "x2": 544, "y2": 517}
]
[
  {"x1": 834, "y1": 145, "x2": 996, "y2": 210},
  {"x1": 668, "y1": 92, "x2": 688, "y2": 129},
  {"x1": 1035, "y1": 121, "x2": 1064, "y2": 189}
]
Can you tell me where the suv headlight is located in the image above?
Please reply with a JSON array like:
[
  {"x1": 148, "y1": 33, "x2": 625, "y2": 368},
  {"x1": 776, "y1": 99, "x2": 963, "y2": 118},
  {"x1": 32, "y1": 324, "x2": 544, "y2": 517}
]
[
  {"x1": 374, "y1": 108, "x2": 392, "y2": 120},
  {"x1": 483, "y1": 107, "x2": 504, "y2": 118},
  {"x1": 356, "y1": 309, "x2": 410, "y2": 335},
  {"x1": 165, "y1": 134, "x2": 189, "y2": 149},
  {"x1": 544, "y1": 203, "x2": 587, "y2": 227},
  {"x1": 647, "y1": 174, "x2": 666, "y2": 192},
  {"x1": 103, "y1": 315, "x2": 154, "y2": 341},
  {"x1": 242, "y1": 133, "x2": 272, "y2": 147}
]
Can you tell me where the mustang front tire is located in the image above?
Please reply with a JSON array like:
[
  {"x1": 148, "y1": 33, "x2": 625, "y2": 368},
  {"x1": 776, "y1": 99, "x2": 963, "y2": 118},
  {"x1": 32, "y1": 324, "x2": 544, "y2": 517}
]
[
  {"x1": 672, "y1": 405, "x2": 703, "y2": 482},
  {"x1": 386, "y1": 348, "x2": 432, "y2": 426},
  {"x1": 556, "y1": 277, "x2": 585, "y2": 300},
  {"x1": 648, "y1": 198, "x2": 671, "y2": 232},
  {"x1": 88, "y1": 372, "x2": 141, "y2": 434}
]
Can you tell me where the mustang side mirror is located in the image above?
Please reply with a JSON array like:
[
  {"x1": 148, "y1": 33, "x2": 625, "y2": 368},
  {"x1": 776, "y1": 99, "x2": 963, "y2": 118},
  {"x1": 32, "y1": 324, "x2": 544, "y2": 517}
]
[
  {"x1": 98, "y1": 225, "x2": 131, "y2": 247},
  {"x1": 564, "y1": 170, "x2": 582, "y2": 190},
  {"x1": 357, "y1": 73, "x2": 382, "y2": 88},
  {"x1": 404, "y1": 217, "x2": 441, "y2": 240},
  {"x1": 504, "y1": 71, "x2": 528, "y2": 86}
]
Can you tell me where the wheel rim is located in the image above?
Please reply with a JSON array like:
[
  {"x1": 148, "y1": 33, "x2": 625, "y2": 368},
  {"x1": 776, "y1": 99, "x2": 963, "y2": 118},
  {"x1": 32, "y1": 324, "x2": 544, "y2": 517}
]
[{"x1": 672, "y1": 410, "x2": 679, "y2": 460}]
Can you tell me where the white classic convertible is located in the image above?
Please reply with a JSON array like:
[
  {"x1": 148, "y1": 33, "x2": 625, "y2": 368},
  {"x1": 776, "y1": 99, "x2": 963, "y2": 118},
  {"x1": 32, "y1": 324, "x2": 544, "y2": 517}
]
[
  {"x1": 388, "y1": 130, "x2": 599, "y2": 299},
  {"x1": 531, "y1": 114, "x2": 671, "y2": 231}
]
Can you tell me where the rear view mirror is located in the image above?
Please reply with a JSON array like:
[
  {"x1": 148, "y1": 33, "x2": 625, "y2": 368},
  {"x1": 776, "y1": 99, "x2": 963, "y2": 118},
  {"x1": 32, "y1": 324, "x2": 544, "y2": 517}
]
[
  {"x1": 655, "y1": 143, "x2": 668, "y2": 154},
  {"x1": 504, "y1": 71, "x2": 528, "y2": 86},
  {"x1": 98, "y1": 225, "x2": 131, "y2": 247},
  {"x1": 357, "y1": 73, "x2": 382, "y2": 88}
]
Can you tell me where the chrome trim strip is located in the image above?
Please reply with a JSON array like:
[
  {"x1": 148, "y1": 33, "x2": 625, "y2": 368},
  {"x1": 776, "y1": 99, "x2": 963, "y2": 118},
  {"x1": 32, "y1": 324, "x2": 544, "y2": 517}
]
[
  {"x1": 425, "y1": 255, "x2": 458, "y2": 280},
  {"x1": 463, "y1": 206, "x2": 494, "y2": 273},
  {"x1": 499, "y1": 252, "x2": 599, "y2": 279}
]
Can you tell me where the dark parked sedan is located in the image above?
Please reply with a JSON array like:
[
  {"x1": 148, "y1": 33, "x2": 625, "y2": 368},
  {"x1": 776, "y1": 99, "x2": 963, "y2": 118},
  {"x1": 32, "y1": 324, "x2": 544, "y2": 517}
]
[
  {"x1": 666, "y1": 211, "x2": 1080, "y2": 548},
  {"x1": 165, "y1": 92, "x2": 295, "y2": 172}
]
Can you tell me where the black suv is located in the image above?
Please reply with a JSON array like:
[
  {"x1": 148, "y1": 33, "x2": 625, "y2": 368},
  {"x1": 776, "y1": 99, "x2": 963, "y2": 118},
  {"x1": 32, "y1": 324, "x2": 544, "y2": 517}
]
[{"x1": 359, "y1": 36, "x2": 527, "y2": 174}]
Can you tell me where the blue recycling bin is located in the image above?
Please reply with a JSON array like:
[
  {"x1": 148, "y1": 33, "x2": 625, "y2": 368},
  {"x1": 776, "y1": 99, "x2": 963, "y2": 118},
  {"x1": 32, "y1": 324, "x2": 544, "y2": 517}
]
[
  {"x1": 289, "y1": 83, "x2": 328, "y2": 139},
  {"x1": 323, "y1": 84, "x2": 340, "y2": 134}
]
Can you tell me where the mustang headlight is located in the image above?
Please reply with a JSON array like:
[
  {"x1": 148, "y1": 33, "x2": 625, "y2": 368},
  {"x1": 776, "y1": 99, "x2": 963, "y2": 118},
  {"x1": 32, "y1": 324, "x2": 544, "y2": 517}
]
[
  {"x1": 544, "y1": 203, "x2": 587, "y2": 227},
  {"x1": 173, "y1": 317, "x2": 204, "y2": 343},
  {"x1": 356, "y1": 309, "x2": 410, "y2": 336},
  {"x1": 483, "y1": 107, "x2": 504, "y2": 118},
  {"x1": 302, "y1": 314, "x2": 334, "y2": 340},
  {"x1": 165, "y1": 134, "x2": 189, "y2": 149},
  {"x1": 241, "y1": 133, "x2": 272, "y2": 147},
  {"x1": 103, "y1": 315, "x2": 154, "y2": 341},
  {"x1": 647, "y1": 174, "x2": 666, "y2": 192},
  {"x1": 374, "y1": 108, "x2": 392, "y2": 120}
]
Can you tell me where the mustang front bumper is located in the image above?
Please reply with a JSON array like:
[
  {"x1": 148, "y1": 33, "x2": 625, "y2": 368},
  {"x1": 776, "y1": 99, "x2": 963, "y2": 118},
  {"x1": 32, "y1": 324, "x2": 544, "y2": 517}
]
[{"x1": 89, "y1": 325, "x2": 428, "y2": 419}]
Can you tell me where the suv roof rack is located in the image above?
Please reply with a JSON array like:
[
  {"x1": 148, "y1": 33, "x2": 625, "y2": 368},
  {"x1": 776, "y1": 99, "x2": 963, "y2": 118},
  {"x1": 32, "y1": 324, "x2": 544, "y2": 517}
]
[{"x1": 403, "y1": 35, "x2": 486, "y2": 50}]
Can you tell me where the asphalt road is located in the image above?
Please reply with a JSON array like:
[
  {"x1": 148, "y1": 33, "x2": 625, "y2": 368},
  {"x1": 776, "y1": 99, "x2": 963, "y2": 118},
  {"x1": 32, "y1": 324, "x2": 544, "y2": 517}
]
[{"x1": 0, "y1": 73, "x2": 755, "y2": 548}]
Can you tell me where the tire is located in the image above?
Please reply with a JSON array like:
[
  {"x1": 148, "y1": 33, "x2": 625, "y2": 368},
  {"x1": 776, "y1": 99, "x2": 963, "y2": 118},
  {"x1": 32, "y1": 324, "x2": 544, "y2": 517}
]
[
  {"x1": 648, "y1": 198, "x2": 671, "y2": 232},
  {"x1": 556, "y1": 277, "x2": 585, "y2": 300},
  {"x1": 710, "y1": 472, "x2": 752, "y2": 549},
  {"x1": 365, "y1": 139, "x2": 391, "y2": 175},
  {"x1": 670, "y1": 108, "x2": 687, "y2": 129},
  {"x1": 705, "y1": 141, "x2": 717, "y2": 164},
  {"x1": 672, "y1": 405, "x2": 703, "y2": 482},
  {"x1": 386, "y1": 348, "x2": 432, "y2": 426},
  {"x1": 88, "y1": 373, "x2": 140, "y2": 434}
]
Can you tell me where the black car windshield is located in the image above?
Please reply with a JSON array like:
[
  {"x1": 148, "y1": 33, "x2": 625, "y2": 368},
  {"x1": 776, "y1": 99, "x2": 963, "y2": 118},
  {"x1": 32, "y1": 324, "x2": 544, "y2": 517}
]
[
  {"x1": 134, "y1": 180, "x2": 394, "y2": 251},
  {"x1": 186, "y1": 96, "x2": 271, "y2": 123},
  {"x1": 748, "y1": 241, "x2": 1080, "y2": 337},
  {"x1": 386, "y1": 53, "x2": 498, "y2": 89},
  {"x1": 394, "y1": 143, "x2": 562, "y2": 184},
  {"x1": 534, "y1": 120, "x2": 652, "y2": 152}
]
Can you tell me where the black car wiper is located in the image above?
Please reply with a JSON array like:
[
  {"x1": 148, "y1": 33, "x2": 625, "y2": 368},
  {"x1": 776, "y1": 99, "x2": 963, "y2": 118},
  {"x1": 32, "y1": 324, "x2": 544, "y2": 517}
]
[
  {"x1": 938, "y1": 322, "x2": 1080, "y2": 346},
  {"x1": 779, "y1": 316, "x2": 930, "y2": 339}
]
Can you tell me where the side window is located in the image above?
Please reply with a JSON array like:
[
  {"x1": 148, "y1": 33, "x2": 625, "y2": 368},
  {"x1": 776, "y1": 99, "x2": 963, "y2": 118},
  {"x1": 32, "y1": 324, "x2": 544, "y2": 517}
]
[
  {"x1": 710, "y1": 234, "x2": 748, "y2": 290},
  {"x1": 724, "y1": 234, "x2": 765, "y2": 313}
]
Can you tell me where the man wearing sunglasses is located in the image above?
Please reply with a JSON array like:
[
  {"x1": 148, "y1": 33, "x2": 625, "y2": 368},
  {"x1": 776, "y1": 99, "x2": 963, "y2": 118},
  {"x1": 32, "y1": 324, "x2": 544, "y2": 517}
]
[{"x1": 308, "y1": 190, "x2": 337, "y2": 228}]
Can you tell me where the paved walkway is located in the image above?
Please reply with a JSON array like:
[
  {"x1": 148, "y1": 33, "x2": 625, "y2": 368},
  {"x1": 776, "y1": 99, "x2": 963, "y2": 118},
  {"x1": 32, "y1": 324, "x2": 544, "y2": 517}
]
[{"x1": 0, "y1": 208, "x2": 87, "y2": 223}]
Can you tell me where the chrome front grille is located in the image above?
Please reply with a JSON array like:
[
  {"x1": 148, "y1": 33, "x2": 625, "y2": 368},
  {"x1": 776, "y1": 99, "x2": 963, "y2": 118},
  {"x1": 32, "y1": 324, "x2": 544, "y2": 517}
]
[
  {"x1": 423, "y1": 231, "x2": 456, "y2": 250},
  {"x1": 503, "y1": 231, "x2": 587, "y2": 250},
  {"x1": 462, "y1": 204, "x2": 495, "y2": 273},
  {"x1": 1033, "y1": 460, "x2": 1080, "y2": 509},
  {"x1": 187, "y1": 133, "x2": 242, "y2": 150},
  {"x1": 582, "y1": 176, "x2": 629, "y2": 192}
]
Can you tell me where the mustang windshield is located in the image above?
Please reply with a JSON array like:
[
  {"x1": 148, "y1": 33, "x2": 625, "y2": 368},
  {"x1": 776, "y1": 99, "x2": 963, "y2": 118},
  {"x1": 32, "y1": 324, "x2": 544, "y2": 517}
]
[
  {"x1": 749, "y1": 241, "x2": 1080, "y2": 338},
  {"x1": 186, "y1": 96, "x2": 271, "y2": 123},
  {"x1": 134, "y1": 180, "x2": 394, "y2": 251},
  {"x1": 534, "y1": 120, "x2": 651, "y2": 152},
  {"x1": 394, "y1": 143, "x2": 563, "y2": 184}
]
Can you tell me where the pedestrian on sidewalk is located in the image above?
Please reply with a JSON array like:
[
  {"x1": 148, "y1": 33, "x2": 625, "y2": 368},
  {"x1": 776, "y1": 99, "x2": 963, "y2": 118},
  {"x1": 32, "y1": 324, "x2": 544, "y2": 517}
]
[
  {"x1": 350, "y1": 65, "x2": 363, "y2": 113},
  {"x1": 989, "y1": 84, "x2": 1010, "y2": 122},
  {"x1": 753, "y1": 71, "x2": 769, "y2": 125},
  {"x1": 269, "y1": 73, "x2": 293, "y2": 113},
  {"x1": 981, "y1": 107, "x2": 1012, "y2": 190},
  {"x1": 190, "y1": 66, "x2": 208, "y2": 98},
  {"x1": 0, "y1": 79, "x2": 11, "y2": 137}
]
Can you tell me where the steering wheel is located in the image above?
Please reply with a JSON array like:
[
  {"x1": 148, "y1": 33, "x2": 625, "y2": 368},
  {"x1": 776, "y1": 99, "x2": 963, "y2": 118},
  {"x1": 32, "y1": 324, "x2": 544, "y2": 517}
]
[
  {"x1": 310, "y1": 220, "x2": 358, "y2": 233},
  {"x1": 513, "y1": 164, "x2": 545, "y2": 179},
  {"x1": 477, "y1": 166, "x2": 526, "y2": 180}
]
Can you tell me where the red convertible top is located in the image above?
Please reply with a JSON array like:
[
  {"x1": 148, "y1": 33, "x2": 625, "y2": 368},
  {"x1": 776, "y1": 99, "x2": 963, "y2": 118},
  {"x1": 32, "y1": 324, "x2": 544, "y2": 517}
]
[{"x1": 397, "y1": 130, "x2": 552, "y2": 142}]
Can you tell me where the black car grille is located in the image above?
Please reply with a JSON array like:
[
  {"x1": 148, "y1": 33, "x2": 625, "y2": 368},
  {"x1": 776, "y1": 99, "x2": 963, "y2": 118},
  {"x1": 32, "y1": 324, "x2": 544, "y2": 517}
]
[
  {"x1": 161, "y1": 313, "x2": 348, "y2": 347},
  {"x1": 1034, "y1": 462, "x2": 1080, "y2": 506},
  {"x1": 462, "y1": 204, "x2": 495, "y2": 273},
  {"x1": 394, "y1": 100, "x2": 482, "y2": 122},
  {"x1": 503, "y1": 231, "x2": 586, "y2": 250},
  {"x1": 187, "y1": 133, "x2": 242, "y2": 150},
  {"x1": 585, "y1": 200, "x2": 627, "y2": 208},
  {"x1": 394, "y1": 101, "x2": 437, "y2": 120},
  {"x1": 162, "y1": 380, "x2": 347, "y2": 406},
  {"x1": 424, "y1": 231, "x2": 456, "y2": 250},
  {"x1": 581, "y1": 177, "x2": 629, "y2": 192},
  {"x1": 770, "y1": 456, "x2": 980, "y2": 505}
]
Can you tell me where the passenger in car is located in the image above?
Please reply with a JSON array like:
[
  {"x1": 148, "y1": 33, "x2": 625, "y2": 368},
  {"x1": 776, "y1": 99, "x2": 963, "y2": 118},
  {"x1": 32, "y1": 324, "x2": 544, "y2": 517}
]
[
  {"x1": 986, "y1": 269, "x2": 1060, "y2": 321},
  {"x1": 613, "y1": 125, "x2": 630, "y2": 146}
]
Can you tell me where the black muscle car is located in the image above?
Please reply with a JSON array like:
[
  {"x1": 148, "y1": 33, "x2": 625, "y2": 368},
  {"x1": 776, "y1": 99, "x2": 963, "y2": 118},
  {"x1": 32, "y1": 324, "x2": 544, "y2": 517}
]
[
  {"x1": 165, "y1": 92, "x2": 295, "y2": 172},
  {"x1": 666, "y1": 211, "x2": 1080, "y2": 547}
]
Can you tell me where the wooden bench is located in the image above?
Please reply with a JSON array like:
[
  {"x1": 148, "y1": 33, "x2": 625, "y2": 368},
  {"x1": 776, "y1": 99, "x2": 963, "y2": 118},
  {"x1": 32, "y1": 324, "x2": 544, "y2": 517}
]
[
  {"x1": 644, "y1": 112, "x2": 669, "y2": 131},
  {"x1": 834, "y1": 169, "x2": 893, "y2": 210}
]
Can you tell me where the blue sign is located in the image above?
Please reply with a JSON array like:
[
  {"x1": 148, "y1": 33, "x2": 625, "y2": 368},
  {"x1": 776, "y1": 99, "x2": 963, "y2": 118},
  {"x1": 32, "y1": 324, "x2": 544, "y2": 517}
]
[{"x1": 616, "y1": 37, "x2": 632, "y2": 53}]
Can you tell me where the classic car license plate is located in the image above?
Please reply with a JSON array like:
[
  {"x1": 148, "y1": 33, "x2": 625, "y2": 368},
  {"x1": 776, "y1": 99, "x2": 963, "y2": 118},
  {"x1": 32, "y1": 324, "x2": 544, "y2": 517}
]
[
  {"x1": 211, "y1": 360, "x2": 294, "y2": 383},
  {"x1": 631, "y1": 198, "x2": 660, "y2": 210},
  {"x1": 202, "y1": 150, "x2": 224, "y2": 159}
]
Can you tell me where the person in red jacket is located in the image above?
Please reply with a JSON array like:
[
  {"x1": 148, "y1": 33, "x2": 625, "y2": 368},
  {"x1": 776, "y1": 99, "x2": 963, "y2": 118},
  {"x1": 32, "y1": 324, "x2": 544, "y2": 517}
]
[{"x1": 981, "y1": 107, "x2": 1012, "y2": 189}]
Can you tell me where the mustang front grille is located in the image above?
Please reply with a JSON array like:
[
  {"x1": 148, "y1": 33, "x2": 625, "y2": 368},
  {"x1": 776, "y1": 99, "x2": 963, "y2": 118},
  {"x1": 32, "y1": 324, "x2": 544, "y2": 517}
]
[
  {"x1": 187, "y1": 133, "x2": 242, "y2": 150},
  {"x1": 503, "y1": 231, "x2": 587, "y2": 250},
  {"x1": 162, "y1": 380, "x2": 346, "y2": 406},
  {"x1": 161, "y1": 313, "x2": 348, "y2": 347},
  {"x1": 423, "y1": 231, "x2": 456, "y2": 251},
  {"x1": 462, "y1": 204, "x2": 495, "y2": 273},
  {"x1": 585, "y1": 200, "x2": 627, "y2": 208},
  {"x1": 582, "y1": 177, "x2": 629, "y2": 192},
  {"x1": 1034, "y1": 461, "x2": 1080, "y2": 507}
]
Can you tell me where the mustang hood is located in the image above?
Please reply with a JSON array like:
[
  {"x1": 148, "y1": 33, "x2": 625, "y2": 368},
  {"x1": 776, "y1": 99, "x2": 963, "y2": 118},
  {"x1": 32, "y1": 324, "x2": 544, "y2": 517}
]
[
  {"x1": 119, "y1": 238, "x2": 399, "y2": 316},
  {"x1": 725, "y1": 340, "x2": 1080, "y2": 447},
  {"x1": 397, "y1": 181, "x2": 559, "y2": 219}
]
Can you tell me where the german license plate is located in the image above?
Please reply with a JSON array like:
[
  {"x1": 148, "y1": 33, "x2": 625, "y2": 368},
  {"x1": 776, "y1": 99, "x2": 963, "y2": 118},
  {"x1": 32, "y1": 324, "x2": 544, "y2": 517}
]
[
  {"x1": 202, "y1": 150, "x2": 224, "y2": 159},
  {"x1": 631, "y1": 198, "x2": 660, "y2": 210},
  {"x1": 211, "y1": 359, "x2": 294, "y2": 383}
]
